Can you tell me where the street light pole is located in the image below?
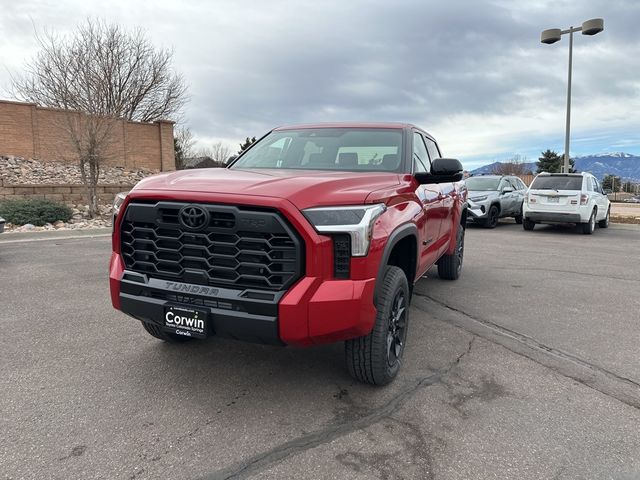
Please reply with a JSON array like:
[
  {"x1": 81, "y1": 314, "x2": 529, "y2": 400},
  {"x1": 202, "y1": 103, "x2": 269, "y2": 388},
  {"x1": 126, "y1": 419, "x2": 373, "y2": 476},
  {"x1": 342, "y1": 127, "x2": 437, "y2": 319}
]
[
  {"x1": 541, "y1": 18, "x2": 604, "y2": 174},
  {"x1": 563, "y1": 28, "x2": 573, "y2": 174}
]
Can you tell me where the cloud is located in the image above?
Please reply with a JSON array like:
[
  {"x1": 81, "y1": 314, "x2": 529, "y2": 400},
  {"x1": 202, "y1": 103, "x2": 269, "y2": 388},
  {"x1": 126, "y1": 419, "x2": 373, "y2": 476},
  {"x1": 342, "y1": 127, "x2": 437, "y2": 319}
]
[{"x1": 0, "y1": 0, "x2": 638, "y2": 166}]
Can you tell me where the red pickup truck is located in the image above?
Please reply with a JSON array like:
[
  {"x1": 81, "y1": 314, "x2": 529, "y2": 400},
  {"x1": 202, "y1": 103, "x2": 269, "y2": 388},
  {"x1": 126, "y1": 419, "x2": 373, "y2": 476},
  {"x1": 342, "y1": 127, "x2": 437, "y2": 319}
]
[{"x1": 110, "y1": 123, "x2": 467, "y2": 385}]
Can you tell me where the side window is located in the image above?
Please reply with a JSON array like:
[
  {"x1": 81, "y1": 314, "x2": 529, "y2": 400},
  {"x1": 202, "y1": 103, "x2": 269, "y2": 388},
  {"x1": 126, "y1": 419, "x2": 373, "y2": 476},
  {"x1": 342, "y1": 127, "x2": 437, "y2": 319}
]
[
  {"x1": 413, "y1": 133, "x2": 430, "y2": 173},
  {"x1": 592, "y1": 178, "x2": 601, "y2": 193},
  {"x1": 585, "y1": 177, "x2": 593, "y2": 191},
  {"x1": 517, "y1": 178, "x2": 527, "y2": 190},
  {"x1": 498, "y1": 178, "x2": 509, "y2": 191},
  {"x1": 424, "y1": 137, "x2": 441, "y2": 161}
]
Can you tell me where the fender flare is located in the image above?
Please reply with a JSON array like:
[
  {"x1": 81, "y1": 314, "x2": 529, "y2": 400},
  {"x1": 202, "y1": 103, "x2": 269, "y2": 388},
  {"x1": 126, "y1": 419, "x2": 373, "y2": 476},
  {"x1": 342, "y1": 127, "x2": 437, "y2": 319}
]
[{"x1": 374, "y1": 223, "x2": 419, "y2": 303}]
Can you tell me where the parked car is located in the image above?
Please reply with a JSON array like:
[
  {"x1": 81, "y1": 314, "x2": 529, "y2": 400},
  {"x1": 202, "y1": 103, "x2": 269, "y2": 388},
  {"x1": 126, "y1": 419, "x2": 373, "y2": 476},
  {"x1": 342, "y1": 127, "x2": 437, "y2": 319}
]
[
  {"x1": 623, "y1": 196, "x2": 640, "y2": 203},
  {"x1": 0, "y1": 216, "x2": 5, "y2": 233},
  {"x1": 523, "y1": 172, "x2": 610, "y2": 234},
  {"x1": 465, "y1": 175, "x2": 527, "y2": 227},
  {"x1": 109, "y1": 123, "x2": 468, "y2": 385}
]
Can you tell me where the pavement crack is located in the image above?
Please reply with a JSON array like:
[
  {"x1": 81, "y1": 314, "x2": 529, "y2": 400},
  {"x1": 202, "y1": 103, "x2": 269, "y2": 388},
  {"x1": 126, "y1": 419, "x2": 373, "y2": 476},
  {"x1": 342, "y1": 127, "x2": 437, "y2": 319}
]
[
  {"x1": 413, "y1": 292, "x2": 640, "y2": 411},
  {"x1": 200, "y1": 341, "x2": 471, "y2": 480}
]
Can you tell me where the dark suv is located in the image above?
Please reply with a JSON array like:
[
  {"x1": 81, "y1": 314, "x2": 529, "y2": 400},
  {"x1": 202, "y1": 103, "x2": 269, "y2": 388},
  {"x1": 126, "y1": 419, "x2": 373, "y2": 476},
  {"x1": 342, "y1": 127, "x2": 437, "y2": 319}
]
[{"x1": 110, "y1": 123, "x2": 468, "y2": 385}]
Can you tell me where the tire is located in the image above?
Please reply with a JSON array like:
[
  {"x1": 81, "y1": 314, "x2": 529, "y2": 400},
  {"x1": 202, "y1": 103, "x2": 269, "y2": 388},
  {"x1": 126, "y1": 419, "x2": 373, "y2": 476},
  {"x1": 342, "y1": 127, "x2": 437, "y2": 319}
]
[
  {"x1": 580, "y1": 209, "x2": 596, "y2": 235},
  {"x1": 437, "y1": 223, "x2": 464, "y2": 280},
  {"x1": 141, "y1": 321, "x2": 194, "y2": 343},
  {"x1": 523, "y1": 218, "x2": 535, "y2": 231},
  {"x1": 598, "y1": 208, "x2": 610, "y2": 228},
  {"x1": 514, "y1": 206, "x2": 523, "y2": 224},
  {"x1": 345, "y1": 266, "x2": 409, "y2": 386},
  {"x1": 483, "y1": 205, "x2": 499, "y2": 228}
]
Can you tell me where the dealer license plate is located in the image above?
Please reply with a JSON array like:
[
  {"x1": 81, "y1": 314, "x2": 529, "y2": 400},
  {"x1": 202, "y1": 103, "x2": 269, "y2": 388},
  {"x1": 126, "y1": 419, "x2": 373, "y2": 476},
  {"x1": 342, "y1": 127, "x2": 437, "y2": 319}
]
[{"x1": 164, "y1": 305, "x2": 209, "y2": 339}]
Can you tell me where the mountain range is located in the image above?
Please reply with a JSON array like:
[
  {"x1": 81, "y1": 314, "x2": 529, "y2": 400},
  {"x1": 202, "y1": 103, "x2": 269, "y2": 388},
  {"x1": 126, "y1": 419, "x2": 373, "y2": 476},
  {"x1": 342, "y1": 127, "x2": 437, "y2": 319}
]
[{"x1": 470, "y1": 152, "x2": 640, "y2": 182}]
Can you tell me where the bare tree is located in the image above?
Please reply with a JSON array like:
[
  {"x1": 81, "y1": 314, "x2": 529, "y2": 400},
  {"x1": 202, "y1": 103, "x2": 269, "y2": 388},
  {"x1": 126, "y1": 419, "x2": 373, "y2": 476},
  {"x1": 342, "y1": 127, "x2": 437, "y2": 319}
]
[
  {"x1": 174, "y1": 126, "x2": 195, "y2": 169},
  {"x1": 12, "y1": 19, "x2": 187, "y2": 217},
  {"x1": 491, "y1": 155, "x2": 532, "y2": 176},
  {"x1": 197, "y1": 141, "x2": 233, "y2": 164}
]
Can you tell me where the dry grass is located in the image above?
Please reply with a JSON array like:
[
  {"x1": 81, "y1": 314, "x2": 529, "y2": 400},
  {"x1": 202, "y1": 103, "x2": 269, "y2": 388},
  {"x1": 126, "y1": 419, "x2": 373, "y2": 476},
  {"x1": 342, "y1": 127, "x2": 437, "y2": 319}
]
[{"x1": 611, "y1": 216, "x2": 640, "y2": 225}]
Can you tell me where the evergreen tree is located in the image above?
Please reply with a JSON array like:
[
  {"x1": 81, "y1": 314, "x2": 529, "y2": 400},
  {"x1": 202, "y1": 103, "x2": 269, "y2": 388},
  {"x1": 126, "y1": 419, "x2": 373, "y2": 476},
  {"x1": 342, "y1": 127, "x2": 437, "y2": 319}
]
[
  {"x1": 536, "y1": 150, "x2": 575, "y2": 173},
  {"x1": 602, "y1": 175, "x2": 622, "y2": 192},
  {"x1": 238, "y1": 136, "x2": 257, "y2": 154}
]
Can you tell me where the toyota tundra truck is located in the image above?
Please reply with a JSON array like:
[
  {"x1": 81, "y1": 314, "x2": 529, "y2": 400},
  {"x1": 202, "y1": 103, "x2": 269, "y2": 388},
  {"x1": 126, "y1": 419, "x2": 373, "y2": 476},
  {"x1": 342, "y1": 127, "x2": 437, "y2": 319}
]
[{"x1": 109, "y1": 123, "x2": 467, "y2": 385}]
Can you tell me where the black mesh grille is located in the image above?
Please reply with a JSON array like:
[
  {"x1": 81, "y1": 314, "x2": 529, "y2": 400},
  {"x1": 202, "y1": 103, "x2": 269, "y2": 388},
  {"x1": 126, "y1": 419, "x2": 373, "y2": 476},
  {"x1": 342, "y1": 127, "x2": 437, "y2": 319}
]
[
  {"x1": 120, "y1": 201, "x2": 303, "y2": 291},
  {"x1": 333, "y1": 234, "x2": 351, "y2": 279}
]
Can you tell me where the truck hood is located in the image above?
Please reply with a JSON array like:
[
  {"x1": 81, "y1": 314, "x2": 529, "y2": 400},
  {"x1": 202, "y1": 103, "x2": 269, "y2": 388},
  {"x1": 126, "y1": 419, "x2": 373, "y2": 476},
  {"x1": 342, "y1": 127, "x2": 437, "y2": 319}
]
[{"x1": 133, "y1": 168, "x2": 401, "y2": 210}]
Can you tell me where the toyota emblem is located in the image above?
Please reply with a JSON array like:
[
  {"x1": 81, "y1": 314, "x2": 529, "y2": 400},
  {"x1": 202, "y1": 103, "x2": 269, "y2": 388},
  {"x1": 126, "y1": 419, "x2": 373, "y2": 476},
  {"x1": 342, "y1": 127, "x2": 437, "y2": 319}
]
[{"x1": 179, "y1": 205, "x2": 209, "y2": 230}]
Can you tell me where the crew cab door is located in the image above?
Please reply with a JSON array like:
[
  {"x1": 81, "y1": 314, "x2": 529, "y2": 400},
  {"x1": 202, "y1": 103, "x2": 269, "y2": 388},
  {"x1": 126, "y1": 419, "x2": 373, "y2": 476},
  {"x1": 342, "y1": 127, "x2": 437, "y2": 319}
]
[
  {"x1": 413, "y1": 132, "x2": 443, "y2": 270},
  {"x1": 424, "y1": 136, "x2": 454, "y2": 252}
]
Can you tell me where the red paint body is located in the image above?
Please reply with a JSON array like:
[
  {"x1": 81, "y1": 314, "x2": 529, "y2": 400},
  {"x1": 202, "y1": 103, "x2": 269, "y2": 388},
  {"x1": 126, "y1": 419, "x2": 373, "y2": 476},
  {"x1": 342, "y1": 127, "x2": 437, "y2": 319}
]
[{"x1": 109, "y1": 123, "x2": 466, "y2": 346}]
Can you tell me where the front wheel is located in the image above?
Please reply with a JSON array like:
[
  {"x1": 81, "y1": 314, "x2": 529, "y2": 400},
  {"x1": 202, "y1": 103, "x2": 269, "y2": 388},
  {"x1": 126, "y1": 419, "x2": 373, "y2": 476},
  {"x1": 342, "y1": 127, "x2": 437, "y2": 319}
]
[
  {"x1": 437, "y1": 223, "x2": 464, "y2": 280},
  {"x1": 345, "y1": 266, "x2": 409, "y2": 386},
  {"x1": 483, "y1": 205, "x2": 499, "y2": 228}
]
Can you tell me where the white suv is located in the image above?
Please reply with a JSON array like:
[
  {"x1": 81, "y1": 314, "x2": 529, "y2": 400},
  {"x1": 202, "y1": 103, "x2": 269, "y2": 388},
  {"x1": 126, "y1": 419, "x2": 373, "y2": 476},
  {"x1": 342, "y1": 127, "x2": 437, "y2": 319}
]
[{"x1": 523, "y1": 172, "x2": 610, "y2": 234}]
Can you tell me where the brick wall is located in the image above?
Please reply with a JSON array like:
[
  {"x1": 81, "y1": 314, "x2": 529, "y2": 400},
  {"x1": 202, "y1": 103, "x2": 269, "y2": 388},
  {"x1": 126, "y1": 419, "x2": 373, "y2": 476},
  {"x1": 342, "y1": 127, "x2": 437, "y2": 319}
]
[
  {"x1": 0, "y1": 178, "x2": 134, "y2": 204},
  {"x1": 0, "y1": 99, "x2": 175, "y2": 171}
]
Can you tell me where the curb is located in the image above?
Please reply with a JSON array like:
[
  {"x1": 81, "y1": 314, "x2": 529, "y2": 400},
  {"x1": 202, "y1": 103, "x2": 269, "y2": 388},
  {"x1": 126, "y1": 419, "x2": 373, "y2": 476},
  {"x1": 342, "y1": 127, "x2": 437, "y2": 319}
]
[{"x1": 0, "y1": 227, "x2": 112, "y2": 243}]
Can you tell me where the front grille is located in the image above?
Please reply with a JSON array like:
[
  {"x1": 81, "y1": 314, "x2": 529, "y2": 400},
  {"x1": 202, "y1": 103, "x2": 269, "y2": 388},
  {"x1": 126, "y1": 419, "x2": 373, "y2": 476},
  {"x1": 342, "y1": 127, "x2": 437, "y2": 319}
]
[{"x1": 120, "y1": 201, "x2": 303, "y2": 291}]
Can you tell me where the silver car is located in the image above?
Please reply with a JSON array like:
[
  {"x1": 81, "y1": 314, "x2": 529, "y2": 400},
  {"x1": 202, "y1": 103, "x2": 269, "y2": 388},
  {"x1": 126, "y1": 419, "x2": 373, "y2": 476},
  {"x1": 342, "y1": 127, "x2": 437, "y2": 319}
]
[{"x1": 466, "y1": 175, "x2": 527, "y2": 228}]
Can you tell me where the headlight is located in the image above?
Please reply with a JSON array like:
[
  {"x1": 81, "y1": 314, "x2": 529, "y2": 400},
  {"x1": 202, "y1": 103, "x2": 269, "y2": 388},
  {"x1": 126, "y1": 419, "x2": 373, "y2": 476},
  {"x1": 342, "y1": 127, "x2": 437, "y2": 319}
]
[
  {"x1": 113, "y1": 192, "x2": 128, "y2": 215},
  {"x1": 302, "y1": 204, "x2": 386, "y2": 256},
  {"x1": 471, "y1": 195, "x2": 488, "y2": 202}
]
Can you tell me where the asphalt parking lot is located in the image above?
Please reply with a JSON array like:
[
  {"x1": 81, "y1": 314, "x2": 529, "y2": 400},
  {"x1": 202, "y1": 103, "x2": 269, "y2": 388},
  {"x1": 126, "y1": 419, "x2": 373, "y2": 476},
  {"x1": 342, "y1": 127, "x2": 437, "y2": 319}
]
[{"x1": 2, "y1": 222, "x2": 640, "y2": 479}]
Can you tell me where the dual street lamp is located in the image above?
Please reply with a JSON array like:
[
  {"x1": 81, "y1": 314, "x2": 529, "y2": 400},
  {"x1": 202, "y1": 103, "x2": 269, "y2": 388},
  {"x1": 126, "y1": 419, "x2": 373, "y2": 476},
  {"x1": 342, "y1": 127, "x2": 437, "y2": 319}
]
[{"x1": 541, "y1": 18, "x2": 604, "y2": 173}]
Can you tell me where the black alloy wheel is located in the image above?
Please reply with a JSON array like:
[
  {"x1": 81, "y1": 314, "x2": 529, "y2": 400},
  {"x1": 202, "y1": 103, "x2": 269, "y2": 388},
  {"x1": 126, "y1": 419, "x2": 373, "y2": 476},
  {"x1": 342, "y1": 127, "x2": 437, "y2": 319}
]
[
  {"x1": 387, "y1": 289, "x2": 407, "y2": 368},
  {"x1": 437, "y1": 223, "x2": 464, "y2": 280},
  {"x1": 484, "y1": 205, "x2": 499, "y2": 228}
]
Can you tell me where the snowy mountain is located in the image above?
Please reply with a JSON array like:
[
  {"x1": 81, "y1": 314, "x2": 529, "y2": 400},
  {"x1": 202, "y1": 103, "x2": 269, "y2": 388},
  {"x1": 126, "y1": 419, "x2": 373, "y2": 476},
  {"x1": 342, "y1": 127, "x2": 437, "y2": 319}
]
[
  {"x1": 574, "y1": 153, "x2": 640, "y2": 182},
  {"x1": 470, "y1": 153, "x2": 640, "y2": 182}
]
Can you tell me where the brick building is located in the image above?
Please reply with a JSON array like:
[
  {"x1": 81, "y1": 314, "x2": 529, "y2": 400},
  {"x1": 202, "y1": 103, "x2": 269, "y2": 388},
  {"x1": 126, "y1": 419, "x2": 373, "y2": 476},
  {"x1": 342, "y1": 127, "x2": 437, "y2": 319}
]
[{"x1": 0, "y1": 99, "x2": 175, "y2": 171}]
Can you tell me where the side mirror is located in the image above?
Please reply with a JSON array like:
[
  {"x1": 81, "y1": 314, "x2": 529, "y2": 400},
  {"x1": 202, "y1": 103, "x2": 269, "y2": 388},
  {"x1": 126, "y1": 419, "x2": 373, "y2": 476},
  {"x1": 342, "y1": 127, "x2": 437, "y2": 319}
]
[
  {"x1": 501, "y1": 187, "x2": 514, "y2": 194},
  {"x1": 415, "y1": 158, "x2": 464, "y2": 185}
]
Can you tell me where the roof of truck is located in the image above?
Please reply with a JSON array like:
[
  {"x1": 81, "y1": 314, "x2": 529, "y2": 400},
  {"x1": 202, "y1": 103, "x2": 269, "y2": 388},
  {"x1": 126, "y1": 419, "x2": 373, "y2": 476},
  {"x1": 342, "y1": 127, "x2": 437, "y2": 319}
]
[{"x1": 273, "y1": 122, "x2": 414, "y2": 131}]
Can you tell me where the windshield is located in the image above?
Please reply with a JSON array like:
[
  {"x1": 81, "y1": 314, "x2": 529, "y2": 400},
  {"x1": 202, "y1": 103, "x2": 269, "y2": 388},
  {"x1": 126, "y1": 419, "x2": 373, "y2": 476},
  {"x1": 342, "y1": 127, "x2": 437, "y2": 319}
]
[
  {"x1": 465, "y1": 177, "x2": 500, "y2": 191},
  {"x1": 531, "y1": 175, "x2": 583, "y2": 190},
  {"x1": 230, "y1": 128, "x2": 404, "y2": 172}
]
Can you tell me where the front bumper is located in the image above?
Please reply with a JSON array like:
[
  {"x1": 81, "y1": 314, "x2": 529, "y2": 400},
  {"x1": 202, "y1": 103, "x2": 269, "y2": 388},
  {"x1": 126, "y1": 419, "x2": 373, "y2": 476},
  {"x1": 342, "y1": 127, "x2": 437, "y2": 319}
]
[
  {"x1": 466, "y1": 199, "x2": 489, "y2": 221},
  {"x1": 110, "y1": 253, "x2": 377, "y2": 347}
]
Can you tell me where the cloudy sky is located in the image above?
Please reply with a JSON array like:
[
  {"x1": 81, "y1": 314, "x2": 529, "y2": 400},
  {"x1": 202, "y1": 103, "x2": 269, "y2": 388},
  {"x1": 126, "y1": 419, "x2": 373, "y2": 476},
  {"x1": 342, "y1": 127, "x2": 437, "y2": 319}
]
[{"x1": 1, "y1": 0, "x2": 639, "y2": 169}]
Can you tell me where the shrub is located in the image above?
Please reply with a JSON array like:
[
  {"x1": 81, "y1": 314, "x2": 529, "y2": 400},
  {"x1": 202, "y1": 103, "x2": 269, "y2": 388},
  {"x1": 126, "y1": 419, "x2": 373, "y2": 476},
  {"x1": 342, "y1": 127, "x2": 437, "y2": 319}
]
[{"x1": 0, "y1": 198, "x2": 73, "y2": 226}]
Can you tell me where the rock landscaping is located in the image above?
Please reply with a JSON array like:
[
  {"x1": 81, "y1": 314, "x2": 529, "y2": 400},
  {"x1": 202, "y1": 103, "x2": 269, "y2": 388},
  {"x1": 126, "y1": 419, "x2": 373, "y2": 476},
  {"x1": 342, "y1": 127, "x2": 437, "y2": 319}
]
[
  {"x1": 0, "y1": 155, "x2": 157, "y2": 185},
  {"x1": 0, "y1": 155, "x2": 159, "y2": 232}
]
